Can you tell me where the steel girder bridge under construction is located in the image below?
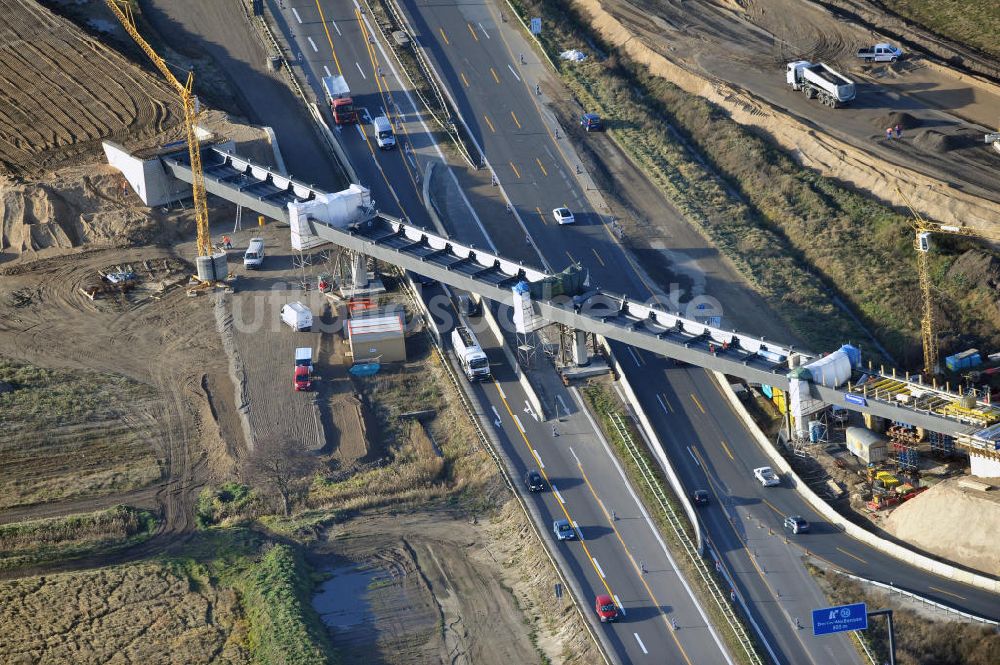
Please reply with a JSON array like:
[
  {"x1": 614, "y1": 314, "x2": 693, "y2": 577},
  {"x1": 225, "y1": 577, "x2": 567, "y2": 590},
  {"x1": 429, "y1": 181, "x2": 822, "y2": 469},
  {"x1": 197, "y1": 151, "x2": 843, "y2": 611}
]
[{"x1": 105, "y1": 141, "x2": 1000, "y2": 474}]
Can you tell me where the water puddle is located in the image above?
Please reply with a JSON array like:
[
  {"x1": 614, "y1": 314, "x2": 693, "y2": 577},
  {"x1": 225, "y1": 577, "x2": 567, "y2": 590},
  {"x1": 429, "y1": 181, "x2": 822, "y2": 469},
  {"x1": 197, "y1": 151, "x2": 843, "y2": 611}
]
[{"x1": 312, "y1": 563, "x2": 379, "y2": 631}]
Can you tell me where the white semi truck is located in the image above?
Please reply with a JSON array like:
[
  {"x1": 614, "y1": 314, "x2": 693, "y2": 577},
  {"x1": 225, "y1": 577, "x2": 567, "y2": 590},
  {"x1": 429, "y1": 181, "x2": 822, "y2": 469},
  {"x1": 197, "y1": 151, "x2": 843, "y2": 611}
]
[
  {"x1": 786, "y1": 61, "x2": 856, "y2": 107},
  {"x1": 451, "y1": 326, "x2": 491, "y2": 381}
]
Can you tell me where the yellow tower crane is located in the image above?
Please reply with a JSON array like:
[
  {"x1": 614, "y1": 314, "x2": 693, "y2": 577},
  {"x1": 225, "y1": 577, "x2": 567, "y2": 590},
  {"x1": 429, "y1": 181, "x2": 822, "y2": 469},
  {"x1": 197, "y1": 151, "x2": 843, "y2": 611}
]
[
  {"x1": 895, "y1": 187, "x2": 1000, "y2": 376},
  {"x1": 104, "y1": 0, "x2": 212, "y2": 260}
]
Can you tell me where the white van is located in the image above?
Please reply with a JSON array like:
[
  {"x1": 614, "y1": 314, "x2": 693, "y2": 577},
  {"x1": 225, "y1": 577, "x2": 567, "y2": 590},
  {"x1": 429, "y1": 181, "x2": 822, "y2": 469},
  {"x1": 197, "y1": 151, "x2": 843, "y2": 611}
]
[
  {"x1": 373, "y1": 115, "x2": 396, "y2": 149},
  {"x1": 244, "y1": 237, "x2": 264, "y2": 269},
  {"x1": 281, "y1": 302, "x2": 313, "y2": 332}
]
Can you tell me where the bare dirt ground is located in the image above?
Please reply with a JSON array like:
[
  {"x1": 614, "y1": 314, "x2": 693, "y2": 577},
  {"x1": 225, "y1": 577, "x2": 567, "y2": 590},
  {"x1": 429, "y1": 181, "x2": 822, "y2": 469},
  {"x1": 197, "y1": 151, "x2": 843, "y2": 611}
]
[
  {"x1": 312, "y1": 508, "x2": 596, "y2": 665},
  {"x1": 571, "y1": 0, "x2": 1000, "y2": 230},
  {"x1": 882, "y1": 476, "x2": 1000, "y2": 576},
  {"x1": 0, "y1": 0, "x2": 181, "y2": 177},
  {"x1": 0, "y1": 562, "x2": 249, "y2": 664}
]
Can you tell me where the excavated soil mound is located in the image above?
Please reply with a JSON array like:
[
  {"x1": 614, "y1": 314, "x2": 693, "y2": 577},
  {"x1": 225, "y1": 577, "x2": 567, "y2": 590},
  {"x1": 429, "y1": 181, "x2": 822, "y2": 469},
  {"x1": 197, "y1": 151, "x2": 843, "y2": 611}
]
[
  {"x1": 948, "y1": 250, "x2": 1000, "y2": 291},
  {"x1": 913, "y1": 129, "x2": 978, "y2": 153},
  {"x1": 875, "y1": 111, "x2": 922, "y2": 130},
  {"x1": 882, "y1": 476, "x2": 1000, "y2": 577}
]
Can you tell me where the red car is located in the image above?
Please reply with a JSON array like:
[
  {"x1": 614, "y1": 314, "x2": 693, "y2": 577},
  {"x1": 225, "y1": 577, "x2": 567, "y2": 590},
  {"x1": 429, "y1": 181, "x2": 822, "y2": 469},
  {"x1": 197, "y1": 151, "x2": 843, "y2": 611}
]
[
  {"x1": 294, "y1": 365, "x2": 312, "y2": 391},
  {"x1": 595, "y1": 594, "x2": 619, "y2": 622}
]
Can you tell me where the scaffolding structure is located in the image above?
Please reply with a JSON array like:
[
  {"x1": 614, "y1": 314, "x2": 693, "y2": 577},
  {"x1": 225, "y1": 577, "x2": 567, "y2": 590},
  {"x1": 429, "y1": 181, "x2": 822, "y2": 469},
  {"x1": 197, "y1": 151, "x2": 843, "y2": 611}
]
[{"x1": 887, "y1": 424, "x2": 921, "y2": 471}]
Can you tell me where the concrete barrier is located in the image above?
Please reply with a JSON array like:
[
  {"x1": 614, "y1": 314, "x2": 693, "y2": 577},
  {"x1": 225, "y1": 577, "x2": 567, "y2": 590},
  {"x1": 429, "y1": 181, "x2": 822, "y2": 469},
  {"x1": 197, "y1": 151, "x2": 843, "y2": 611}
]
[
  {"x1": 712, "y1": 371, "x2": 1000, "y2": 594},
  {"x1": 599, "y1": 337, "x2": 702, "y2": 550}
]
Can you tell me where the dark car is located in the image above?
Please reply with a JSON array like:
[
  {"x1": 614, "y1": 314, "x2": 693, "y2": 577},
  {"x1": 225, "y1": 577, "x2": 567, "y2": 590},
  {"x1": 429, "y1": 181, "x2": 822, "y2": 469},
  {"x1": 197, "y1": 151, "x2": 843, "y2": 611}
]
[
  {"x1": 580, "y1": 112, "x2": 602, "y2": 131},
  {"x1": 692, "y1": 489, "x2": 710, "y2": 506},
  {"x1": 524, "y1": 469, "x2": 545, "y2": 492},
  {"x1": 457, "y1": 293, "x2": 481, "y2": 317},
  {"x1": 784, "y1": 515, "x2": 810, "y2": 534}
]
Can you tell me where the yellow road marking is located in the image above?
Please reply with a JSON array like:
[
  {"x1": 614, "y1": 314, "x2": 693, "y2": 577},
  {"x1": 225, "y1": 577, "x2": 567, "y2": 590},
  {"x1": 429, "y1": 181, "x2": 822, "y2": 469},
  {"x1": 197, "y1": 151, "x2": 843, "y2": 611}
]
[
  {"x1": 510, "y1": 110, "x2": 522, "y2": 129},
  {"x1": 490, "y1": 67, "x2": 500, "y2": 84},
  {"x1": 535, "y1": 157, "x2": 548, "y2": 176},
  {"x1": 660, "y1": 394, "x2": 674, "y2": 413},
  {"x1": 491, "y1": 380, "x2": 616, "y2": 598},
  {"x1": 720, "y1": 439, "x2": 735, "y2": 461},
  {"x1": 577, "y1": 458, "x2": 694, "y2": 665},
  {"x1": 535, "y1": 206, "x2": 547, "y2": 225},
  {"x1": 690, "y1": 393, "x2": 705, "y2": 414},
  {"x1": 836, "y1": 547, "x2": 868, "y2": 565},
  {"x1": 439, "y1": 27, "x2": 450, "y2": 45},
  {"x1": 467, "y1": 22, "x2": 478, "y2": 41},
  {"x1": 484, "y1": 114, "x2": 495, "y2": 133},
  {"x1": 591, "y1": 248, "x2": 605, "y2": 267},
  {"x1": 761, "y1": 498, "x2": 784, "y2": 517},
  {"x1": 929, "y1": 585, "x2": 966, "y2": 601},
  {"x1": 460, "y1": 72, "x2": 470, "y2": 87},
  {"x1": 509, "y1": 161, "x2": 521, "y2": 178},
  {"x1": 312, "y1": 0, "x2": 344, "y2": 75}
]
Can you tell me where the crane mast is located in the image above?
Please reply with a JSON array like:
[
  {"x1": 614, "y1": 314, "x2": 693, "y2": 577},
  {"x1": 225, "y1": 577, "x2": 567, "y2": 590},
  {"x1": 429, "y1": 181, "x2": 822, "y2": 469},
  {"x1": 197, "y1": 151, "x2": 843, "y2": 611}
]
[{"x1": 104, "y1": 0, "x2": 212, "y2": 258}]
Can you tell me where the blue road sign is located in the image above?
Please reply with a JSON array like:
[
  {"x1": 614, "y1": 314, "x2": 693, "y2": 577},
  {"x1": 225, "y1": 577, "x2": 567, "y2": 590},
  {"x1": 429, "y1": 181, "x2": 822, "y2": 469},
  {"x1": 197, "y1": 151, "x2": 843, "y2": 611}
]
[
  {"x1": 813, "y1": 603, "x2": 868, "y2": 636},
  {"x1": 844, "y1": 393, "x2": 868, "y2": 407}
]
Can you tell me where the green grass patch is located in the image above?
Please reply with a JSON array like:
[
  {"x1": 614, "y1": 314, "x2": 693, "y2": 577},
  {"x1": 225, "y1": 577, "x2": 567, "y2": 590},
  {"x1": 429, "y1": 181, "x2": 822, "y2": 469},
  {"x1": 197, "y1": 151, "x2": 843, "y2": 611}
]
[
  {"x1": 882, "y1": 0, "x2": 1000, "y2": 59},
  {"x1": 0, "y1": 505, "x2": 157, "y2": 570},
  {"x1": 196, "y1": 482, "x2": 264, "y2": 528},
  {"x1": 508, "y1": 0, "x2": 1000, "y2": 365}
]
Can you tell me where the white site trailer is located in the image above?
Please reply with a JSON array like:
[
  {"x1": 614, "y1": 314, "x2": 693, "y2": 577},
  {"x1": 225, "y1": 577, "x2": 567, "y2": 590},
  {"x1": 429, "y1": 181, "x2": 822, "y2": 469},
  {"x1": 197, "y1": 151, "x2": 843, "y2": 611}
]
[{"x1": 786, "y1": 61, "x2": 856, "y2": 107}]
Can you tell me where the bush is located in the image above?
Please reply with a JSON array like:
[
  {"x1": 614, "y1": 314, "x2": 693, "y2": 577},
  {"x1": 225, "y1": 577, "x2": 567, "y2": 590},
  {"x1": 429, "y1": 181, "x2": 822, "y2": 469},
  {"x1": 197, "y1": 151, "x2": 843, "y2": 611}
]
[{"x1": 196, "y1": 482, "x2": 262, "y2": 527}]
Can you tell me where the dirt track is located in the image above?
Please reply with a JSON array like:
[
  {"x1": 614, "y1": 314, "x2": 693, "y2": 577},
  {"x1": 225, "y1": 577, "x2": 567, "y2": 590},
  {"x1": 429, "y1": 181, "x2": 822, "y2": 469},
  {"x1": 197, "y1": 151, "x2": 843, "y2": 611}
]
[
  {"x1": 0, "y1": 0, "x2": 181, "y2": 176},
  {"x1": 574, "y1": 0, "x2": 1000, "y2": 229}
]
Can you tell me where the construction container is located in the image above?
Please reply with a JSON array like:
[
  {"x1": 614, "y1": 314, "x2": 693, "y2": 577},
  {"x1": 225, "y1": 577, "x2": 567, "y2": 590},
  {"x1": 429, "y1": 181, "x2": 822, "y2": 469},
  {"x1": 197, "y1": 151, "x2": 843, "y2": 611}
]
[
  {"x1": 347, "y1": 313, "x2": 405, "y2": 363},
  {"x1": 945, "y1": 349, "x2": 982, "y2": 372},
  {"x1": 846, "y1": 426, "x2": 887, "y2": 464},
  {"x1": 863, "y1": 413, "x2": 886, "y2": 434},
  {"x1": 195, "y1": 252, "x2": 228, "y2": 281}
]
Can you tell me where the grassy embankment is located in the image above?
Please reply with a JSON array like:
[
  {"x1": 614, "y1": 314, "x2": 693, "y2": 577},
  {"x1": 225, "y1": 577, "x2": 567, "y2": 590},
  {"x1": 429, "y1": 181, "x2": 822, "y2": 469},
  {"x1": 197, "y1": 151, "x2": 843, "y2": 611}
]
[
  {"x1": 510, "y1": 0, "x2": 1000, "y2": 365},
  {"x1": 810, "y1": 564, "x2": 1000, "y2": 665},
  {"x1": 0, "y1": 505, "x2": 157, "y2": 570},
  {"x1": 582, "y1": 383, "x2": 762, "y2": 665},
  {"x1": 0, "y1": 356, "x2": 162, "y2": 508},
  {"x1": 882, "y1": 0, "x2": 1000, "y2": 59}
]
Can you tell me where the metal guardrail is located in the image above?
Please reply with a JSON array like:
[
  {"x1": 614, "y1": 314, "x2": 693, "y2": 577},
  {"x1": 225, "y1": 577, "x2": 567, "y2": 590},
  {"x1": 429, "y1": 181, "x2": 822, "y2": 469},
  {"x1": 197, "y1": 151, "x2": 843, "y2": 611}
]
[
  {"x1": 608, "y1": 412, "x2": 764, "y2": 665},
  {"x1": 836, "y1": 570, "x2": 1000, "y2": 626}
]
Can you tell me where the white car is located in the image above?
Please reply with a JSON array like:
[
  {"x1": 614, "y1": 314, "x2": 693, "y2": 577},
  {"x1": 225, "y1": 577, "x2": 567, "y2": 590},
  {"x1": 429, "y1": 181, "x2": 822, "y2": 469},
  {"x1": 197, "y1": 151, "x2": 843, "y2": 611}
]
[
  {"x1": 553, "y1": 207, "x2": 575, "y2": 225},
  {"x1": 754, "y1": 466, "x2": 780, "y2": 487}
]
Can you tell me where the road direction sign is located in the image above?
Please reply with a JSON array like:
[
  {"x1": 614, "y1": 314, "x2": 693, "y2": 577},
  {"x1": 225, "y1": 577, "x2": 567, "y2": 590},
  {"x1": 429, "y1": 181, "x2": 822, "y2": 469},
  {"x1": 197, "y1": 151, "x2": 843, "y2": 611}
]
[
  {"x1": 813, "y1": 602, "x2": 868, "y2": 636},
  {"x1": 844, "y1": 393, "x2": 867, "y2": 407},
  {"x1": 530, "y1": 18, "x2": 542, "y2": 35}
]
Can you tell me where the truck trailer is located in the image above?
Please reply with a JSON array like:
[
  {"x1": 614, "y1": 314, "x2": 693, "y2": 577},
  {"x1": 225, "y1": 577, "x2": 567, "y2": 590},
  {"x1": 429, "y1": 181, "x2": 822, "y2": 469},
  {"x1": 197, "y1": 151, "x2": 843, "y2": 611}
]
[
  {"x1": 451, "y1": 326, "x2": 491, "y2": 381},
  {"x1": 786, "y1": 61, "x2": 856, "y2": 107},
  {"x1": 322, "y1": 75, "x2": 358, "y2": 125}
]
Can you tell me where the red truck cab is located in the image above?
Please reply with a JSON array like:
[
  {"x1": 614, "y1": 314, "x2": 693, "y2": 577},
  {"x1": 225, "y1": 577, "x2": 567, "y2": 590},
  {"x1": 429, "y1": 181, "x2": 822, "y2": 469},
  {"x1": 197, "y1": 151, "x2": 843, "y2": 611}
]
[
  {"x1": 322, "y1": 74, "x2": 358, "y2": 125},
  {"x1": 294, "y1": 365, "x2": 312, "y2": 391},
  {"x1": 595, "y1": 594, "x2": 619, "y2": 622}
]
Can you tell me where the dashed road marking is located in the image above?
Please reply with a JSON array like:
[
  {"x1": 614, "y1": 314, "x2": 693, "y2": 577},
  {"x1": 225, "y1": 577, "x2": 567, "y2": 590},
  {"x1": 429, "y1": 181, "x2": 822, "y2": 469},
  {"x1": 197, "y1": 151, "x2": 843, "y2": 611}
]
[
  {"x1": 323, "y1": 65, "x2": 332, "y2": 77},
  {"x1": 308, "y1": 36, "x2": 318, "y2": 52},
  {"x1": 690, "y1": 393, "x2": 705, "y2": 414},
  {"x1": 478, "y1": 22, "x2": 490, "y2": 39},
  {"x1": 331, "y1": 20, "x2": 342, "y2": 36},
  {"x1": 484, "y1": 114, "x2": 496, "y2": 133},
  {"x1": 490, "y1": 67, "x2": 500, "y2": 84},
  {"x1": 688, "y1": 446, "x2": 700, "y2": 466},
  {"x1": 355, "y1": 61, "x2": 366, "y2": 78},
  {"x1": 532, "y1": 449, "x2": 545, "y2": 468},
  {"x1": 556, "y1": 394, "x2": 569, "y2": 415},
  {"x1": 510, "y1": 161, "x2": 521, "y2": 178},
  {"x1": 510, "y1": 110, "x2": 522, "y2": 129},
  {"x1": 467, "y1": 22, "x2": 479, "y2": 41},
  {"x1": 592, "y1": 248, "x2": 606, "y2": 267},
  {"x1": 552, "y1": 485, "x2": 565, "y2": 504},
  {"x1": 627, "y1": 346, "x2": 645, "y2": 367},
  {"x1": 614, "y1": 595, "x2": 626, "y2": 615},
  {"x1": 720, "y1": 439, "x2": 735, "y2": 461},
  {"x1": 535, "y1": 157, "x2": 548, "y2": 176},
  {"x1": 513, "y1": 414, "x2": 525, "y2": 432},
  {"x1": 496, "y1": 384, "x2": 506, "y2": 400},
  {"x1": 507, "y1": 63, "x2": 521, "y2": 81},
  {"x1": 634, "y1": 633, "x2": 648, "y2": 654},
  {"x1": 460, "y1": 72, "x2": 470, "y2": 87},
  {"x1": 593, "y1": 557, "x2": 605, "y2": 579},
  {"x1": 292, "y1": 7, "x2": 303, "y2": 23},
  {"x1": 656, "y1": 393, "x2": 673, "y2": 414},
  {"x1": 439, "y1": 27, "x2": 450, "y2": 45}
]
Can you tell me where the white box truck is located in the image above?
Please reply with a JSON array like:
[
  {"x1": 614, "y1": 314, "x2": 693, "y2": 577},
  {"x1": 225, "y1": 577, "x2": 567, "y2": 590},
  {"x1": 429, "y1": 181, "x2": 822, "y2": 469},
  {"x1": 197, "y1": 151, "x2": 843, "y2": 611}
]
[
  {"x1": 372, "y1": 115, "x2": 396, "y2": 149},
  {"x1": 281, "y1": 302, "x2": 313, "y2": 332},
  {"x1": 786, "y1": 61, "x2": 856, "y2": 107},
  {"x1": 451, "y1": 326, "x2": 491, "y2": 381},
  {"x1": 244, "y1": 237, "x2": 265, "y2": 269}
]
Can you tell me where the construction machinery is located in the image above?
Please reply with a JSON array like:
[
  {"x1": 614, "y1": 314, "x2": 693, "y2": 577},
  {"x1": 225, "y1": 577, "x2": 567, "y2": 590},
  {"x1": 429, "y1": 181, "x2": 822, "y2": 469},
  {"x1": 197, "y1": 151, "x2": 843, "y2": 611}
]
[
  {"x1": 896, "y1": 187, "x2": 1000, "y2": 376},
  {"x1": 103, "y1": 1, "x2": 224, "y2": 284}
]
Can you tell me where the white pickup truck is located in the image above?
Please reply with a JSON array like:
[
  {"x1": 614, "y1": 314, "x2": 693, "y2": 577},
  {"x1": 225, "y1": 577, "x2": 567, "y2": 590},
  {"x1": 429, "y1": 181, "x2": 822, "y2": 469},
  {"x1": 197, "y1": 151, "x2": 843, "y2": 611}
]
[
  {"x1": 754, "y1": 466, "x2": 780, "y2": 487},
  {"x1": 857, "y1": 43, "x2": 903, "y2": 63}
]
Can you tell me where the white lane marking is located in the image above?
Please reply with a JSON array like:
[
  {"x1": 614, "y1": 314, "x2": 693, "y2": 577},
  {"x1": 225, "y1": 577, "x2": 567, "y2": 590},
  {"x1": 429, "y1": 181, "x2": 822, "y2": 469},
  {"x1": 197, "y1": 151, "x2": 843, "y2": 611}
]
[
  {"x1": 356, "y1": 123, "x2": 368, "y2": 140},
  {"x1": 307, "y1": 36, "x2": 318, "y2": 52},
  {"x1": 552, "y1": 485, "x2": 565, "y2": 504},
  {"x1": 478, "y1": 22, "x2": 490, "y2": 39},
  {"x1": 556, "y1": 394, "x2": 569, "y2": 415},
  {"x1": 332, "y1": 20, "x2": 342, "y2": 36},
  {"x1": 627, "y1": 345, "x2": 644, "y2": 366},
  {"x1": 592, "y1": 557, "x2": 606, "y2": 579},
  {"x1": 513, "y1": 414, "x2": 524, "y2": 432},
  {"x1": 569, "y1": 446, "x2": 581, "y2": 465},
  {"x1": 532, "y1": 449, "x2": 545, "y2": 469},
  {"x1": 614, "y1": 594, "x2": 626, "y2": 616},
  {"x1": 292, "y1": 8, "x2": 302, "y2": 23},
  {"x1": 323, "y1": 65, "x2": 332, "y2": 77},
  {"x1": 497, "y1": 384, "x2": 506, "y2": 399},
  {"x1": 634, "y1": 633, "x2": 648, "y2": 654},
  {"x1": 491, "y1": 405, "x2": 501, "y2": 423},
  {"x1": 573, "y1": 520, "x2": 583, "y2": 539},
  {"x1": 355, "y1": 61, "x2": 367, "y2": 78},
  {"x1": 656, "y1": 393, "x2": 670, "y2": 416},
  {"x1": 688, "y1": 446, "x2": 700, "y2": 466},
  {"x1": 506, "y1": 63, "x2": 521, "y2": 81},
  {"x1": 525, "y1": 400, "x2": 537, "y2": 420}
]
